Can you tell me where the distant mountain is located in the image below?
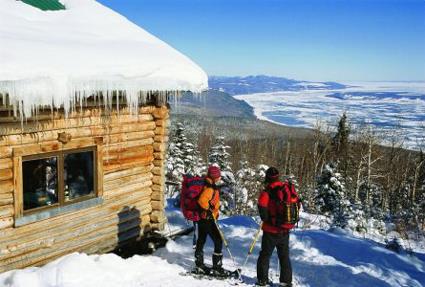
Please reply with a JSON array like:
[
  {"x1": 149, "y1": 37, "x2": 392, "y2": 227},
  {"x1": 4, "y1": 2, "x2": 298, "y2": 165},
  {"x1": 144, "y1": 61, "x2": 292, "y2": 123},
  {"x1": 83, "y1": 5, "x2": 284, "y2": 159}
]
[
  {"x1": 209, "y1": 75, "x2": 347, "y2": 95},
  {"x1": 169, "y1": 89, "x2": 255, "y2": 118}
]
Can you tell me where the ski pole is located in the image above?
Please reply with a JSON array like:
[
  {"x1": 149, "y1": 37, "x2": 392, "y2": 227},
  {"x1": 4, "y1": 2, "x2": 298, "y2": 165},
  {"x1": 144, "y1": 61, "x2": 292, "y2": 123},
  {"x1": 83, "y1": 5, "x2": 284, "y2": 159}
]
[
  {"x1": 213, "y1": 219, "x2": 241, "y2": 275},
  {"x1": 242, "y1": 222, "x2": 263, "y2": 268}
]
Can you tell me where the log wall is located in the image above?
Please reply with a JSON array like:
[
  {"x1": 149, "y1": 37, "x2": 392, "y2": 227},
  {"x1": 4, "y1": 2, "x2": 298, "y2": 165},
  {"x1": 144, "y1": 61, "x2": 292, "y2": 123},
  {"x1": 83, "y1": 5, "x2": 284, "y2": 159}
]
[{"x1": 0, "y1": 105, "x2": 169, "y2": 272}]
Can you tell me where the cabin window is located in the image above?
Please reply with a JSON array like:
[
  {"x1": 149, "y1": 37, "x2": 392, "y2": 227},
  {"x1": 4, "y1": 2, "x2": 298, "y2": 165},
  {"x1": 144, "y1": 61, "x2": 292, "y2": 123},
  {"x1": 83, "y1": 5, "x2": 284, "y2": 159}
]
[
  {"x1": 23, "y1": 156, "x2": 59, "y2": 211},
  {"x1": 21, "y1": 147, "x2": 97, "y2": 214},
  {"x1": 64, "y1": 151, "x2": 95, "y2": 201}
]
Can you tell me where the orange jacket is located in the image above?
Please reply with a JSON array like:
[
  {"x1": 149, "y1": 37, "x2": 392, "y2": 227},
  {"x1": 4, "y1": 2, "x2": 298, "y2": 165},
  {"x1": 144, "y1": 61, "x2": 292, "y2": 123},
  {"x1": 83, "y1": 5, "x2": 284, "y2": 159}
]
[{"x1": 198, "y1": 177, "x2": 220, "y2": 219}]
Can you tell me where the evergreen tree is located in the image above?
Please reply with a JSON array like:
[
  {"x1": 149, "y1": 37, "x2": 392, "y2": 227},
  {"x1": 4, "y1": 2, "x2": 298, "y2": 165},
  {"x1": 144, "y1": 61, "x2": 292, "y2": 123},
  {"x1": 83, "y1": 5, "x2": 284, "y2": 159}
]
[
  {"x1": 208, "y1": 136, "x2": 235, "y2": 215},
  {"x1": 166, "y1": 122, "x2": 204, "y2": 197},
  {"x1": 315, "y1": 163, "x2": 351, "y2": 228},
  {"x1": 333, "y1": 112, "x2": 350, "y2": 156},
  {"x1": 235, "y1": 159, "x2": 257, "y2": 215},
  {"x1": 332, "y1": 113, "x2": 351, "y2": 182},
  {"x1": 208, "y1": 136, "x2": 232, "y2": 172}
]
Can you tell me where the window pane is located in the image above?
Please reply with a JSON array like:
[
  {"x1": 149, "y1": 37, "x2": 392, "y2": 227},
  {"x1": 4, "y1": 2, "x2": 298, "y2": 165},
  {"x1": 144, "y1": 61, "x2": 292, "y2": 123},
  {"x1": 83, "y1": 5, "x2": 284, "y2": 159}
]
[
  {"x1": 23, "y1": 157, "x2": 58, "y2": 210},
  {"x1": 64, "y1": 151, "x2": 95, "y2": 201}
]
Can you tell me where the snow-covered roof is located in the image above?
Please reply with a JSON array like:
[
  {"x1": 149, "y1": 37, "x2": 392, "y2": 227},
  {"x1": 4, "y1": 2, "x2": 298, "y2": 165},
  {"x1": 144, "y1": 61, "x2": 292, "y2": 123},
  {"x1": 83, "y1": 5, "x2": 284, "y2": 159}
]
[{"x1": 0, "y1": 0, "x2": 208, "y2": 116}]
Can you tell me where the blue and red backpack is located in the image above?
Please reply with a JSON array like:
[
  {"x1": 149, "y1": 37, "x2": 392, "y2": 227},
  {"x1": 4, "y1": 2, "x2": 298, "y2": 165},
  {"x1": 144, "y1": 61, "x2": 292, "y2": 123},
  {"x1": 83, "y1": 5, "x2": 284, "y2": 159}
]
[{"x1": 180, "y1": 175, "x2": 205, "y2": 222}]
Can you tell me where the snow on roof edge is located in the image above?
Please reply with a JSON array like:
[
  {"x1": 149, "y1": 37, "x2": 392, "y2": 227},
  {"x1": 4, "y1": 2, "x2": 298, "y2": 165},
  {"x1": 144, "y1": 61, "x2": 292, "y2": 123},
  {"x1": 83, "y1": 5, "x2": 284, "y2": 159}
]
[{"x1": 0, "y1": 0, "x2": 208, "y2": 118}]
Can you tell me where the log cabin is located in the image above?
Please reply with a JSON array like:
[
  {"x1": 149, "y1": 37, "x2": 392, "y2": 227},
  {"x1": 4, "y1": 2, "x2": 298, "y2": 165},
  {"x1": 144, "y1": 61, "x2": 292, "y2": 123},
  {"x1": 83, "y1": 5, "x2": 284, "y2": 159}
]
[{"x1": 0, "y1": 0, "x2": 207, "y2": 272}]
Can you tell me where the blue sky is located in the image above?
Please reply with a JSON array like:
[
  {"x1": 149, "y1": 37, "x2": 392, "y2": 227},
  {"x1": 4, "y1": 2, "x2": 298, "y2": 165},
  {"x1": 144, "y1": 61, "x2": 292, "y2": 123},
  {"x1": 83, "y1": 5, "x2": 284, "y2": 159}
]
[{"x1": 98, "y1": 0, "x2": 425, "y2": 82}]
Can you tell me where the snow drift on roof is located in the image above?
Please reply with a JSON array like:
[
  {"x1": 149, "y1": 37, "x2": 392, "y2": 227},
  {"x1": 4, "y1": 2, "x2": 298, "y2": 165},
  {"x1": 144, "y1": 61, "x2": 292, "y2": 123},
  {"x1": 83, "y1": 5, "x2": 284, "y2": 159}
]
[{"x1": 0, "y1": 0, "x2": 208, "y2": 117}]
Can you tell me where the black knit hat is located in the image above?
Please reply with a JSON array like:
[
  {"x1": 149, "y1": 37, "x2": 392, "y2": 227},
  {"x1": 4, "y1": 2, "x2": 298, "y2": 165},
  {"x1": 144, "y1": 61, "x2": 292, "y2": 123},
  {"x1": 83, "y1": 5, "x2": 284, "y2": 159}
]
[{"x1": 265, "y1": 166, "x2": 280, "y2": 182}]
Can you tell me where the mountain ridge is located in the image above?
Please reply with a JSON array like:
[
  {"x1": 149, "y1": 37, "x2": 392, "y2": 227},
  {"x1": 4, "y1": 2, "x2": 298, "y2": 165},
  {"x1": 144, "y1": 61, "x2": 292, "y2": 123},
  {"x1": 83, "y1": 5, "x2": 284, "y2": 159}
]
[{"x1": 209, "y1": 75, "x2": 348, "y2": 95}]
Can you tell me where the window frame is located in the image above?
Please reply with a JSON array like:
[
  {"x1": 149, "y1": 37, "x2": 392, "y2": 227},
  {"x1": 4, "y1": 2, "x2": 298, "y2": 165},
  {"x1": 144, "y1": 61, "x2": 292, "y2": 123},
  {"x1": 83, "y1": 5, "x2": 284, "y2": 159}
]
[{"x1": 13, "y1": 137, "x2": 103, "y2": 223}]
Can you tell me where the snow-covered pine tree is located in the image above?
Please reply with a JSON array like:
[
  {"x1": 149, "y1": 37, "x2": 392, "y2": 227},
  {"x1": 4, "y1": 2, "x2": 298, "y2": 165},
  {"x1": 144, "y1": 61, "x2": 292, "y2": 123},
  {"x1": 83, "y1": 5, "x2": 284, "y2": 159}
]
[
  {"x1": 315, "y1": 163, "x2": 352, "y2": 229},
  {"x1": 166, "y1": 122, "x2": 204, "y2": 198},
  {"x1": 208, "y1": 136, "x2": 235, "y2": 215},
  {"x1": 235, "y1": 159, "x2": 257, "y2": 215},
  {"x1": 251, "y1": 164, "x2": 269, "y2": 205}
]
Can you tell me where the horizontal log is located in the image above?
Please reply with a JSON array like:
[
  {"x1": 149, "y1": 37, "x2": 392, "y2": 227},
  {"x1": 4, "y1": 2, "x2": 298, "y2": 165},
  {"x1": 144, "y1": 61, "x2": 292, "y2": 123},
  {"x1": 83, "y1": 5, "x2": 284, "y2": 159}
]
[
  {"x1": 0, "y1": 180, "x2": 13, "y2": 194},
  {"x1": 153, "y1": 159, "x2": 165, "y2": 167},
  {"x1": 152, "y1": 107, "x2": 169, "y2": 119},
  {"x1": 0, "y1": 196, "x2": 13, "y2": 206},
  {"x1": 154, "y1": 126, "x2": 168, "y2": 136},
  {"x1": 0, "y1": 206, "x2": 14, "y2": 218},
  {"x1": 0, "y1": 169, "x2": 12, "y2": 181},
  {"x1": 0, "y1": 146, "x2": 11, "y2": 159},
  {"x1": 104, "y1": 164, "x2": 153, "y2": 182},
  {"x1": 153, "y1": 143, "x2": 167, "y2": 152},
  {"x1": 150, "y1": 210, "x2": 167, "y2": 223},
  {"x1": 104, "y1": 173, "x2": 153, "y2": 191},
  {"x1": 105, "y1": 138, "x2": 154, "y2": 154},
  {"x1": 152, "y1": 167, "x2": 165, "y2": 176},
  {"x1": 103, "y1": 155, "x2": 154, "y2": 173},
  {"x1": 152, "y1": 175, "x2": 164, "y2": 185},
  {"x1": 104, "y1": 181, "x2": 153, "y2": 199},
  {"x1": 106, "y1": 130, "x2": 155, "y2": 145},
  {"x1": 1, "y1": 126, "x2": 156, "y2": 149},
  {"x1": 0, "y1": 117, "x2": 156, "y2": 140},
  {"x1": 151, "y1": 200, "x2": 164, "y2": 211},
  {"x1": 0, "y1": 112, "x2": 154, "y2": 133},
  {"x1": 151, "y1": 184, "x2": 164, "y2": 192},
  {"x1": 0, "y1": 158, "x2": 12, "y2": 170},
  {"x1": 153, "y1": 152, "x2": 165, "y2": 160},
  {"x1": 0, "y1": 217, "x2": 13, "y2": 229},
  {"x1": 151, "y1": 191, "x2": 164, "y2": 201},
  {"x1": 154, "y1": 135, "x2": 168, "y2": 143},
  {"x1": 103, "y1": 145, "x2": 153, "y2": 161}
]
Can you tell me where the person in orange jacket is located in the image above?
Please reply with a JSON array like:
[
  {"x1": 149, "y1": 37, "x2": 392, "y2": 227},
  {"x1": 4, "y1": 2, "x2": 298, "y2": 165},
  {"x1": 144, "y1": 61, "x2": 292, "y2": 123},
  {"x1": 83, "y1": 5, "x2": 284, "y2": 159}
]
[{"x1": 194, "y1": 165, "x2": 223, "y2": 272}]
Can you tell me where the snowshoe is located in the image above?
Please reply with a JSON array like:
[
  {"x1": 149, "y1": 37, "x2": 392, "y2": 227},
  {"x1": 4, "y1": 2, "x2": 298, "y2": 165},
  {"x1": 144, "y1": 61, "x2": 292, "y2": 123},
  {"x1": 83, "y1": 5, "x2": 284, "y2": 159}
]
[
  {"x1": 180, "y1": 264, "x2": 242, "y2": 285},
  {"x1": 255, "y1": 279, "x2": 273, "y2": 286},
  {"x1": 192, "y1": 264, "x2": 241, "y2": 279}
]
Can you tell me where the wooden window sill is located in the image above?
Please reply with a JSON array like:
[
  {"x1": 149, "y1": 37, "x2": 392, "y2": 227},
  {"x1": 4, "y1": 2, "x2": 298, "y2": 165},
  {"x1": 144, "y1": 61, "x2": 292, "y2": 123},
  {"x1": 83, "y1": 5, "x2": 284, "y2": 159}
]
[{"x1": 15, "y1": 197, "x2": 104, "y2": 227}]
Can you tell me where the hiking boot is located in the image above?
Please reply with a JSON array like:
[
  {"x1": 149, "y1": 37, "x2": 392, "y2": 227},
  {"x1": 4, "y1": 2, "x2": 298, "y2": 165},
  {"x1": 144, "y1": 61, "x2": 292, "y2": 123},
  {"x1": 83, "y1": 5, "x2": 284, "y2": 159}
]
[
  {"x1": 195, "y1": 250, "x2": 204, "y2": 268},
  {"x1": 277, "y1": 283, "x2": 292, "y2": 287},
  {"x1": 212, "y1": 253, "x2": 224, "y2": 273}
]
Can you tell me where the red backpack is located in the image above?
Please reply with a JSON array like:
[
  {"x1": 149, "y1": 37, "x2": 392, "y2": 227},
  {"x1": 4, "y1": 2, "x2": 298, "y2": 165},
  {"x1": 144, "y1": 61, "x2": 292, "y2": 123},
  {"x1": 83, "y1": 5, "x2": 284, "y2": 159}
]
[
  {"x1": 180, "y1": 175, "x2": 205, "y2": 222},
  {"x1": 267, "y1": 182, "x2": 300, "y2": 229}
]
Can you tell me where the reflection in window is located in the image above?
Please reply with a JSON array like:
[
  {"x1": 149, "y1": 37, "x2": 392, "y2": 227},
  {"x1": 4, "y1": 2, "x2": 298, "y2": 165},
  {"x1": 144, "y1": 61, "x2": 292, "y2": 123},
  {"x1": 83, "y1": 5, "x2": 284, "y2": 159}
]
[
  {"x1": 23, "y1": 157, "x2": 58, "y2": 210},
  {"x1": 64, "y1": 151, "x2": 94, "y2": 201}
]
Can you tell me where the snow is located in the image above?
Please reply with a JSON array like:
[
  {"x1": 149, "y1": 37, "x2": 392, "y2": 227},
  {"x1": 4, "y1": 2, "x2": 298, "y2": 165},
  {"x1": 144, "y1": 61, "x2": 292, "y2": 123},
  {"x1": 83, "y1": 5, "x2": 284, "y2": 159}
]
[
  {"x1": 0, "y1": 0, "x2": 208, "y2": 117},
  {"x1": 1, "y1": 200, "x2": 424, "y2": 287}
]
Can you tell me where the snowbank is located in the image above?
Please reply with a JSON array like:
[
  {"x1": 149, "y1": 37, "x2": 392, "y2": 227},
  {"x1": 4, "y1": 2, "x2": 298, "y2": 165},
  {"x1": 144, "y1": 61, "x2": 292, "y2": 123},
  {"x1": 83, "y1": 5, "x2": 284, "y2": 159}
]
[{"x1": 0, "y1": 0, "x2": 208, "y2": 116}]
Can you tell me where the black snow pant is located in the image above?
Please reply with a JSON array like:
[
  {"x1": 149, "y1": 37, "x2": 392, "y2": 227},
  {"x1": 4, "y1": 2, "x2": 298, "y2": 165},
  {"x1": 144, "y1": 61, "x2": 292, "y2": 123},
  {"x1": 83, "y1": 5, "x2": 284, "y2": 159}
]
[
  {"x1": 257, "y1": 231, "x2": 292, "y2": 285},
  {"x1": 195, "y1": 218, "x2": 223, "y2": 258}
]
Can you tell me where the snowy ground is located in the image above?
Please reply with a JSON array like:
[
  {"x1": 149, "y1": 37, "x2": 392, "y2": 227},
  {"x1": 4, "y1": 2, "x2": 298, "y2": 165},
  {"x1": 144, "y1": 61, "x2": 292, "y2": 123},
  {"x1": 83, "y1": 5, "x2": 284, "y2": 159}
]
[{"x1": 1, "y1": 202, "x2": 424, "y2": 287}]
